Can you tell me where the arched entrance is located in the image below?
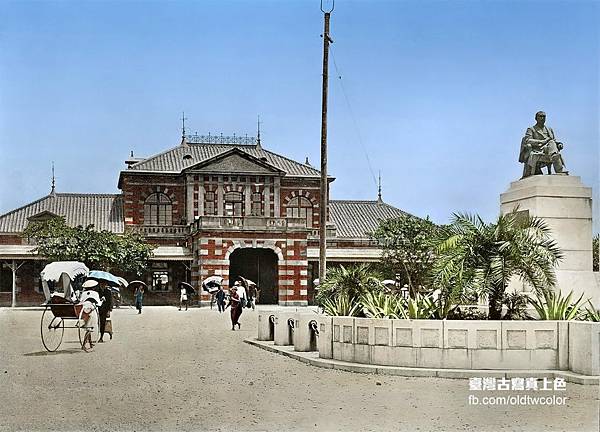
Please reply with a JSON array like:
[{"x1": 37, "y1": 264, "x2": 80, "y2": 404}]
[{"x1": 229, "y1": 248, "x2": 278, "y2": 304}]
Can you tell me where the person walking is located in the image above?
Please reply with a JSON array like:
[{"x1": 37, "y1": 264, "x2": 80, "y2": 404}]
[
  {"x1": 179, "y1": 284, "x2": 188, "y2": 311},
  {"x1": 227, "y1": 286, "x2": 242, "y2": 330},
  {"x1": 215, "y1": 286, "x2": 226, "y2": 313},
  {"x1": 134, "y1": 284, "x2": 145, "y2": 314},
  {"x1": 98, "y1": 282, "x2": 113, "y2": 343},
  {"x1": 233, "y1": 280, "x2": 246, "y2": 325}
]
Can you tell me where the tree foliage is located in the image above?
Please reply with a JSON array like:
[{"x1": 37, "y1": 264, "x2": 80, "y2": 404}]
[
  {"x1": 22, "y1": 217, "x2": 153, "y2": 275},
  {"x1": 371, "y1": 214, "x2": 439, "y2": 297},
  {"x1": 431, "y1": 211, "x2": 563, "y2": 319}
]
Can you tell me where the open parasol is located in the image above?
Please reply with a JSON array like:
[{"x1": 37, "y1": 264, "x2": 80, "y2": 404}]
[
  {"x1": 178, "y1": 281, "x2": 196, "y2": 296},
  {"x1": 129, "y1": 280, "x2": 148, "y2": 290},
  {"x1": 202, "y1": 276, "x2": 223, "y2": 294},
  {"x1": 237, "y1": 276, "x2": 257, "y2": 290},
  {"x1": 87, "y1": 270, "x2": 121, "y2": 287}
]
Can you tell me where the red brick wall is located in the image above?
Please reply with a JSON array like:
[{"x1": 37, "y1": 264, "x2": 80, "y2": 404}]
[
  {"x1": 0, "y1": 234, "x2": 24, "y2": 245},
  {"x1": 121, "y1": 173, "x2": 186, "y2": 226},
  {"x1": 192, "y1": 230, "x2": 308, "y2": 305}
]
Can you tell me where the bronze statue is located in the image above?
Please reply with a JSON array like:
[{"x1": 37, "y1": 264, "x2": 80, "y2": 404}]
[{"x1": 519, "y1": 111, "x2": 568, "y2": 178}]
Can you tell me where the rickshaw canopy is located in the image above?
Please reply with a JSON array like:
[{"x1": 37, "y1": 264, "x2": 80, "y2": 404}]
[{"x1": 40, "y1": 261, "x2": 89, "y2": 302}]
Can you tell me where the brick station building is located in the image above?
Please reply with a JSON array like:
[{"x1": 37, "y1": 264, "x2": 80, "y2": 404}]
[{"x1": 0, "y1": 134, "x2": 406, "y2": 306}]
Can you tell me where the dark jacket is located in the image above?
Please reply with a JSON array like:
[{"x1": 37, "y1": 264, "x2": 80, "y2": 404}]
[{"x1": 99, "y1": 287, "x2": 113, "y2": 314}]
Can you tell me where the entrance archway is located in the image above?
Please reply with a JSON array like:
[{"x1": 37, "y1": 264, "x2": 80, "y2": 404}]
[{"x1": 229, "y1": 248, "x2": 278, "y2": 304}]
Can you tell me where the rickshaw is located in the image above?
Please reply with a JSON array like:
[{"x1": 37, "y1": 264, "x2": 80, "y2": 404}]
[{"x1": 40, "y1": 261, "x2": 101, "y2": 352}]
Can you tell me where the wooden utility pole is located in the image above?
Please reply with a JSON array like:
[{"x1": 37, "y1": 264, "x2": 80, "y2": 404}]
[{"x1": 319, "y1": 1, "x2": 334, "y2": 282}]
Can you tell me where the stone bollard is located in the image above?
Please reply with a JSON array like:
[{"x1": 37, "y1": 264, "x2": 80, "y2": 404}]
[
  {"x1": 257, "y1": 310, "x2": 276, "y2": 341},
  {"x1": 273, "y1": 310, "x2": 297, "y2": 346},
  {"x1": 317, "y1": 315, "x2": 333, "y2": 359},
  {"x1": 293, "y1": 312, "x2": 321, "y2": 352}
]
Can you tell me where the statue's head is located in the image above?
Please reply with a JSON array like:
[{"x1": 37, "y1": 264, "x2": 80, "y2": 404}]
[{"x1": 535, "y1": 111, "x2": 546, "y2": 123}]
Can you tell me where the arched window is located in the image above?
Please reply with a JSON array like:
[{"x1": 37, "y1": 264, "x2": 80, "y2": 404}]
[
  {"x1": 144, "y1": 193, "x2": 172, "y2": 225},
  {"x1": 286, "y1": 197, "x2": 313, "y2": 227},
  {"x1": 224, "y1": 191, "x2": 243, "y2": 216}
]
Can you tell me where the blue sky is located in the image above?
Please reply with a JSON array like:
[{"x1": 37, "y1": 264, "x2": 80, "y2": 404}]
[{"x1": 1, "y1": 0, "x2": 598, "y2": 232}]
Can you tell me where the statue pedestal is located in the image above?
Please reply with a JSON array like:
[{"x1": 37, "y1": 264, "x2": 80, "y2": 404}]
[{"x1": 500, "y1": 175, "x2": 599, "y2": 303}]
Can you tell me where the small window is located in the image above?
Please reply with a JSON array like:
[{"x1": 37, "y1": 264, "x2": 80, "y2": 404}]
[
  {"x1": 251, "y1": 192, "x2": 263, "y2": 216},
  {"x1": 152, "y1": 271, "x2": 169, "y2": 291},
  {"x1": 204, "y1": 191, "x2": 216, "y2": 216}
]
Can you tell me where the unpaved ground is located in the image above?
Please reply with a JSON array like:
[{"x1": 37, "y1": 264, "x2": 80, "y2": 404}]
[{"x1": 0, "y1": 306, "x2": 598, "y2": 432}]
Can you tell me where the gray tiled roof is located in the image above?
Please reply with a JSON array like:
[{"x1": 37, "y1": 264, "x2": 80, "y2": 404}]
[
  {"x1": 127, "y1": 144, "x2": 321, "y2": 177},
  {"x1": 329, "y1": 200, "x2": 408, "y2": 238},
  {"x1": 0, "y1": 193, "x2": 124, "y2": 233}
]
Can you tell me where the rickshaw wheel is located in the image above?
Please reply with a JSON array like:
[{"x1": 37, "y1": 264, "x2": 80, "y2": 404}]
[
  {"x1": 78, "y1": 305, "x2": 100, "y2": 350},
  {"x1": 41, "y1": 307, "x2": 64, "y2": 352}
]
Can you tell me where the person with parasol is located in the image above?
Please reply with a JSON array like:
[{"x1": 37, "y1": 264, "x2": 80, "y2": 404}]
[
  {"x1": 226, "y1": 284, "x2": 242, "y2": 330},
  {"x1": 178, "y1": 282, "x2": 195, "y2": 311}
]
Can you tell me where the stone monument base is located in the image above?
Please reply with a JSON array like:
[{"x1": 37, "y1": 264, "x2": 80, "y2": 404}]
[
  {"x1": 500, "y1": 175, "x2": 599, "y2": 305},
  {"x1": 508, "y1": 271, "x2": 600, "y2": 306}
]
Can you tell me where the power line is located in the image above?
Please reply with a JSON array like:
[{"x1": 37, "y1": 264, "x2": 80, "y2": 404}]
[{"x1": 330, "y1": 45, "x2": 378, "y2": 189}]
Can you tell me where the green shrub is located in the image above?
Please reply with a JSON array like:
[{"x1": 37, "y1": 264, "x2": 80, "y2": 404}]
[
  {"x1": 502, "y1": 292, "x2": 532, "y2": 320},
  {"x1": 360, "y1": 291, "x2": 405, "y2": 319},
  {"x1": 529, "y1": 290, "x2": 584, "y2": 320},
  {"x1": 583, "y1": 301, "x2": 600, "y2": 322},
  {"x1": 449, "y1": 306, "x2": 488, "y2": 320},
  {"x1": 320, "y1": 293, "x2": 361, "y2": 316}
]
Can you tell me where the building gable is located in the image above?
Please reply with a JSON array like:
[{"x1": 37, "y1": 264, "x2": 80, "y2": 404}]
[
  {"x1": 184, "y1": 148, "x2": 284, "y2": 175},
  {"x1": 27, "y1": 210, "x2": 61, "y2": 222}
]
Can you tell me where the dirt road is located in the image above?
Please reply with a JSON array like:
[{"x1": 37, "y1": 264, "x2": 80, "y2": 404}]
[{"x1": 0, "y1": 307, "x2": 597, "y2": 431}]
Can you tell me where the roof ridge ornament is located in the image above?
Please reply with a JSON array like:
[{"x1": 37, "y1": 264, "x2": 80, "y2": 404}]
[
  {"x1": 50, "y1": 162, "x2": 56, "y2": 197},
  {"x1": 257, "y1": 115, "x2": 262, "y2": 149},
  {"x1": 377, "y1": 171, "x2": 383, "y2": 203},
  {"x1": 180, "y1": 111, "x2": 189, "y2": 146},
  {"x1": 185, "y1": 133, "x2": 257, "y2": 145}
]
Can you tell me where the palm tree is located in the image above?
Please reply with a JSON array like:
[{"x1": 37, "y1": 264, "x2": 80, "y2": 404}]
[
  {"x1": 431, "y1": 210, "x2": 562, "y2": 319},
  {"x1": 315, "y1": 263, "x2": 383, "y2": 308}
]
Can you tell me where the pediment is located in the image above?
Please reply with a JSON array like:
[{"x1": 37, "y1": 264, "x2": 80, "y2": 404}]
[
  {"x1": 184, "y1": 149, "x2": 284, "y2": 175},
  {"x1": 27, "y1": 210, "x2": 61, "y2": 222}
]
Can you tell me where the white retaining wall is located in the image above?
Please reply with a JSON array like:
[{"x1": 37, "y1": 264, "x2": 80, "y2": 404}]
[{"x1": 323, "y1": 317, "x2": 599, "y2": 374}]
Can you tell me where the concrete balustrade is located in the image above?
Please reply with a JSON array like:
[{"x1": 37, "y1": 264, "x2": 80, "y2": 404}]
[
  {"x1": 255, "y1": 313, "x2": 600, "y2": 379},
  {"x1": 569, "y1": 321, "x2": 600, "y2": 375},
  {"x1": 328, "y1": 317, "x2": 600, "y2": 372}
]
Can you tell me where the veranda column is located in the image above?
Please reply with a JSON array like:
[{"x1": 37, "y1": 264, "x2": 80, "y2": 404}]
[
  {"x1": 274, "y1": 177, "x2": 281, "y2": 217},
  {"x1": 186, "y1": 174, "x2": 194, "y2": 223},
  {"x1": 217, "y1": 175, "x2": 224, "y2": 217}
]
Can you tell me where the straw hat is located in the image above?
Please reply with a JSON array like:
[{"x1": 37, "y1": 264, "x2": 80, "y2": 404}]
[{"x1": 82, "y1": 279, "x2": 99, "y2": 288}]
